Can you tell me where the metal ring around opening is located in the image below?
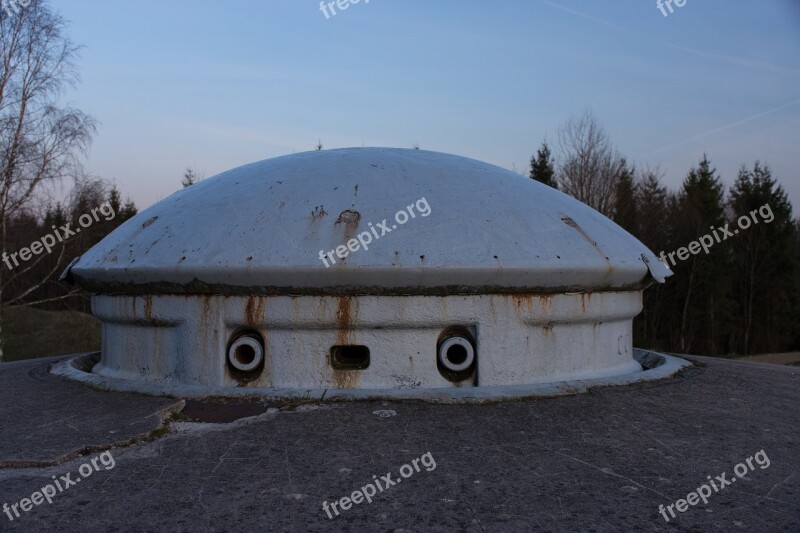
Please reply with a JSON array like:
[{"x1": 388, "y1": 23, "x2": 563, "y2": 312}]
[
  {"x1": 228, "y1": 336, "x2": 264, "y2": 372},
  {"x1": 438, "y1": 336, "x2": 475, "y2": 372}
]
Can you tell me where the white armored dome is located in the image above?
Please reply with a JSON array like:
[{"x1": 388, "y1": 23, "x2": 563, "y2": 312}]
[
  {"x1": 59, "y1": 148, "x2": 675, "y2": 399},
  {"x1": 69, "y1": 148, "x2": 669, "y2": 295}
]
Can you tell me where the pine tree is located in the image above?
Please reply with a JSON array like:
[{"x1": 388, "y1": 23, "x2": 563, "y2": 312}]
[
  {"x1": 106, "y1": 186, "x2": 137, "y2": 222},
  {"x1": 669, "y1": 155, "x2": 731, "y2": 355},
  {"x1": 633, "y1": 170, "x2": 670, "y2": 350},
  {"x1": 182, "y1": 168, "x2": 197, "y2": 188},
  {"x1": 612, "y1": 159, "x2": 637, "y2": 233},
  {"x1": 529, "y1": 142, "x2": 557, "y2": 189},
  {"x1": 728, "y1": 162, "x2": 797, "y2": 354},
  {"x1": 635, "y1": 170, "x2": 670, "y2": 253},
  {"x1": 120, "y1": 200, "x2": 138, "y2": 221},
  {"x1": 794, "y1": 218, "x2": 800, "y2": 350}
]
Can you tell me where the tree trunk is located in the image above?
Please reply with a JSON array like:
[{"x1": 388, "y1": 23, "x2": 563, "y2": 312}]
[
  {"x1": 0, "y1": 284, "x2": 4, "y2": 362},
  {"x1": 0, "y1": 308, "x2": 4, "y2": 363},
  {"x1": 0, "y1": 272, "x2": 4, "y2": 362},
  {"x1": 744, "y1": 257, "x2": 755, "y2": 355},
  {"x1": 679, "y1": 259, "x2": 696, "y2": 353}
]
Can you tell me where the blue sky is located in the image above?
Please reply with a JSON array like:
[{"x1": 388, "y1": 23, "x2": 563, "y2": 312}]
[{"x1": 55, "y1": 0, "x2": 800, "y2": 211}]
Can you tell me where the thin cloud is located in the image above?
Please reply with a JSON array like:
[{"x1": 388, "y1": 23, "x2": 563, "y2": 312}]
[
  {"x1": 645, "y1": 97, "x2": 800, "y2": 155},
  {"x1": 536, "y1": 0, "x2": 800, "y2": 75},
  {"x1": 664, "y1": 44, "x2": 800, "y2": 76}
]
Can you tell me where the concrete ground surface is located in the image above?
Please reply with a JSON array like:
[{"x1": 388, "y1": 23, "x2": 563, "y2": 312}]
[{"x1": 0, "y1": 355, "x2": 797, "y2": 532}]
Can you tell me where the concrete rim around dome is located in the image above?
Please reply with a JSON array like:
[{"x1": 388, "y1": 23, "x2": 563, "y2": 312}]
[
  {"x1": 51, "y1": 349, "x2": 691, "y2": 403},
  {"x1": 65, "y1": 148, "x2": 672, "y2": 296}
]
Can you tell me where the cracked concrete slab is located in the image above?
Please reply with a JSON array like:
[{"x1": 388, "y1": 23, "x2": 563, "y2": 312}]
[
  {"x1": 0, "y1": 356, "x2": 182, "y2": 466},
  {"x1": 0, "y1": 356, "x2": 798, "y2": 531}
]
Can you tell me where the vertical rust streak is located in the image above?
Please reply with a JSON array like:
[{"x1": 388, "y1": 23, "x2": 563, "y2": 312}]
[
  {"x1": 335, "y1": 295, "x2": 352, "y2": 345},
  {"x1": 244, "y1": 296, "x2": 266, "y2": 327},
  {"x1": 143, "y1": 295, "x2": 153, "y2": 321},
  {"x1": 332, "y1": 295, "x2": 360, "y2": 388}
]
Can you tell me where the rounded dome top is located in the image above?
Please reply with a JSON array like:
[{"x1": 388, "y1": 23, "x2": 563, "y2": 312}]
[{"x1": 69, "y1": 148, "x2": 670, "y2": 295}]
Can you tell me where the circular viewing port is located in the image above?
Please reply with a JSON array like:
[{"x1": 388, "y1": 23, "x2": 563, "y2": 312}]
[
  {"x1": 437, "y1": 327, "x2": 477, "y2": 382},
  {"x1": 438, "y1": 336, "x2": 475, "y2": 373},
  {"x1": 227, "y1": 334, "x2": 264, "y2": 373}
]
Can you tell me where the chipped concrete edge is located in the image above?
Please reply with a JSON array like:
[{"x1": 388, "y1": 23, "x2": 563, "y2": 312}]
[
  {"x1": 50, "y1": 349, "x2": 692, "y2": 404},
  {"x1": 0, "y1": 398, "x2": 185, "y2": 469}
]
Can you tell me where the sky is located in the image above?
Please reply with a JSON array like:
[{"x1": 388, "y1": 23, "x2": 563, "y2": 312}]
[{"x1": 53, "y1": 0, "x2": 800, "y2": 211}]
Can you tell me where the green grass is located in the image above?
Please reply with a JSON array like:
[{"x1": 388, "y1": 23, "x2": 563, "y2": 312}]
[{"x1": 1, "y1": 307, "x2": 101, "y2": 362}]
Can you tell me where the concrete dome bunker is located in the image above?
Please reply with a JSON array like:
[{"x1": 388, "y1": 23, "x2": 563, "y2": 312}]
[{"x1": 60, "y1": 148, "x2": 684, "y2": 400}]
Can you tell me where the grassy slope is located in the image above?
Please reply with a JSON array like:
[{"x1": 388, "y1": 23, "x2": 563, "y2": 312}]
[{"x1": 1, "y1": 307, "x2": 101, "y2": 362}]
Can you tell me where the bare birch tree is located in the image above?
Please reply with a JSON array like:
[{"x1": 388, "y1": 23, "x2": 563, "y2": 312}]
[
  {"x1": 0, "y1": 1, "x2": 96, "y2": 361},
  {"x1": 556, "y1": 109, "x2": 626, "y2": 217}
]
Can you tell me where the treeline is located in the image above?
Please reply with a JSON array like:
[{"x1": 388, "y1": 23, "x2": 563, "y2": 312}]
[
  {"x1": 529, "y1": 111, "x2": 800, "y2": 356},
  {"x1": 3, "y1": 177, "x2": 138, "y2": 313}
]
